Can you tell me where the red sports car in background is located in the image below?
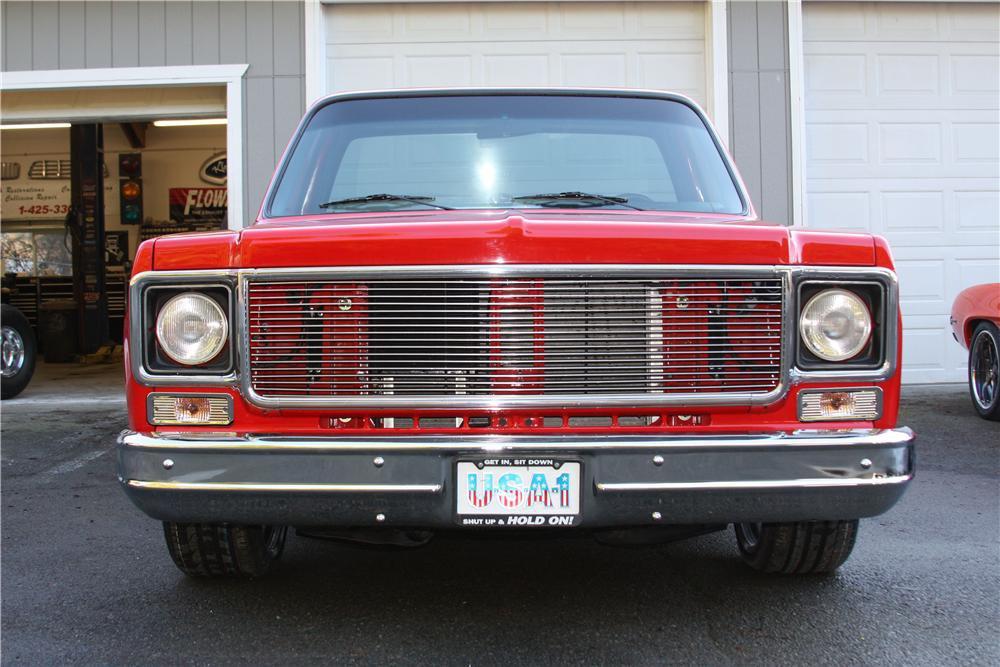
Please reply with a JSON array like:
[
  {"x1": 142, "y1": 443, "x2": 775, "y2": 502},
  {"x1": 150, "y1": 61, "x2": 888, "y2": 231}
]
[{"x1": 951, "y1": 283, "x2": 1000, "y2": 421}]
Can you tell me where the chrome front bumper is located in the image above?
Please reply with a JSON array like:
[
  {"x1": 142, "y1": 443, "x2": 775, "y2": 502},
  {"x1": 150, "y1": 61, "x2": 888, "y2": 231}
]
[{"x1": 117, "y1": 428, "x2": 915, "y2": 527}]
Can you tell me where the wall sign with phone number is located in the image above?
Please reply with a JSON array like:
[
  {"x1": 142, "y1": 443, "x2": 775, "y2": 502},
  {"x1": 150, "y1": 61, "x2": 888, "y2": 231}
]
[{"x1": 16, "y1": 204, "x2": 71, "y2": 216}]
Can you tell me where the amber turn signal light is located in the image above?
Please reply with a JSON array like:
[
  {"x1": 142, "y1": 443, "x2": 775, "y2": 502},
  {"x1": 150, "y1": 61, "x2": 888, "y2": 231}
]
[
  {"x1": 798, "y1": 389, "x2": 881, "y2": 422},
  {"x1": 148, "y1": 394, "x2": 233, "y2": 426}
]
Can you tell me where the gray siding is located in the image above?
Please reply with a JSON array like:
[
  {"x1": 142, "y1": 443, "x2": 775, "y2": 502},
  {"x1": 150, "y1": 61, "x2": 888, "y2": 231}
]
[
  {"x1": 728, "y1": 0, "x2": 792, "y2": 225},
  {"x1": 1, "y1": 0, "x2": 305, "y2": 225}
]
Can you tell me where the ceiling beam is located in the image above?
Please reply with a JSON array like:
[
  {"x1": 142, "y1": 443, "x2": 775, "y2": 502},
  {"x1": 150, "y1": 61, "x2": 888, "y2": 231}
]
[{"x1": 119, "y1": 122, "x2": 147, "y2": 149}]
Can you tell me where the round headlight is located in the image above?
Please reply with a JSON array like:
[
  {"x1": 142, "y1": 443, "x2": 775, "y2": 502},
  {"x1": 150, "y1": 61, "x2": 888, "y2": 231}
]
[
  {"x1": 799, "y1": 289, "x2": 872, "y2": 362},
  {"x1": 155, "y1": 292, "x2": 228, "y2": 365}
]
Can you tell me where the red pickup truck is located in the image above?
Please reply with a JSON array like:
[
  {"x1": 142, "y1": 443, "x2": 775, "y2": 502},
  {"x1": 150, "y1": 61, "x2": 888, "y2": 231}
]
[{"x1": 119, "y1": 89, "x2": 914, "y2": 578}]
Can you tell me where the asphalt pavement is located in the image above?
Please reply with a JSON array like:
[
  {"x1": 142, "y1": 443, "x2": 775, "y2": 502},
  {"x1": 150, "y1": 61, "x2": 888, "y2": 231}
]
[{"x1": 1, "y1": 361, "x2": 998, "y2": 665}]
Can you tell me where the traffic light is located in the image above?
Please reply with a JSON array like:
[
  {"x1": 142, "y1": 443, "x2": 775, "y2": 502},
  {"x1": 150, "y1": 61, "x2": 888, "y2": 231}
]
[{"x1": 118, "y1": 153, "x2": 143, "y2": 225}]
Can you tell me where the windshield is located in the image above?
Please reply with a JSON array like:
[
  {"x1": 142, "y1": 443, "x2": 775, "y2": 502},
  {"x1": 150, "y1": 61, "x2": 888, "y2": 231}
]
[{"x1": 267, "y1": 94, "x2": 745, "y2": 217}]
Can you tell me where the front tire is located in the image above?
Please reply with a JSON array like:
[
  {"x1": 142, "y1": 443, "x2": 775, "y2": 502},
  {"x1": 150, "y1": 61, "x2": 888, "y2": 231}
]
[
  {"x1": 734, "y1": 520, "x2": 858, "y2": 574},
  {"x1": 1, "y1": 304, "x2": 37, "y2": 400},
  {"x1": 163, "y1": 523, "x2": 287, "y2": 578},
  {"x1": 968, "y1": 322, "x2": 1000, "y2": 421}
]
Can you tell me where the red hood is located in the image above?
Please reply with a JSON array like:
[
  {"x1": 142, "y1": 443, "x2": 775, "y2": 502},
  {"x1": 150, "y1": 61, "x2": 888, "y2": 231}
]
[{"x1": 149, "y1": 210, "x2": 877, "y2": 270}]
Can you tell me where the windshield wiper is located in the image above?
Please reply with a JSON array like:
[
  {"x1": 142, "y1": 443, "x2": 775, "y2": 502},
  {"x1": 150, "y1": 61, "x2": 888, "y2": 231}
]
[
  {"x1": 511, "y1": 191, "x2": 643, "y2": 211},
  {"x1": 319, "y1": 194, "x2": 454, "y2": 210}
]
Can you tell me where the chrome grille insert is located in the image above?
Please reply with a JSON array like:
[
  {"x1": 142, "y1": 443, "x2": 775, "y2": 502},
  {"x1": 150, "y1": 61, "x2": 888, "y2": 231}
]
[{"x1": 244, "y1": 270, "x2": 786, "y2": 407}]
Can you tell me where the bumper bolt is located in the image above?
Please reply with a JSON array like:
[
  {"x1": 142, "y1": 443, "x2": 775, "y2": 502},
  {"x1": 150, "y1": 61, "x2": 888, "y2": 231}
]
[
  {"x1": 375, "y1": 513, "x2": 386, "y2": 523},
  {"x1": 373, "y1": 456, "x2": 385, "y2": 468},
  {"x1": 652, "y1": 454, "x2": 664, "y2": 466},
  {"x1": 162, "y1": 459, "x2": 174, "y2": 470},
  {"x1": 860, "y1": 458, "x2": 873, "y2": 469},
  {"x1": 651, "y1": 511, "x2": 662, "y2": 521}
]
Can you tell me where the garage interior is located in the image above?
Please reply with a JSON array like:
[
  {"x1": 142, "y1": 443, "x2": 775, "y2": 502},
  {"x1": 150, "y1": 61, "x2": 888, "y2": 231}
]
[{"x1": 1, "y1": 85, "x2": 228, "y2": 361}]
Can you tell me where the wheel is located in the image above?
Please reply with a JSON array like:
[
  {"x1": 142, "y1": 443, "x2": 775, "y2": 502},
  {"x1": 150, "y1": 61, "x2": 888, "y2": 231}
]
[
  {"x1": 734, "y1": 520, "x2": 858, "y2": 574},
  {"x1": 1, "y1": 304, "x2": 37, "y2": 400},
  {"x1": 162, "y1": 523, "x2": 287, "y2": 578},
  {"x1": 968, "y1": 322, "x2": 1000, "y2": 421}
]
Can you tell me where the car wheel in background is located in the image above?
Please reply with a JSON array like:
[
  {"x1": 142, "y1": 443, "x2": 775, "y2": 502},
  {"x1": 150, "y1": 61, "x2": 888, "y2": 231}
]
[
  {"x1": 1, "y1": 304, "x2": 37, "y2": 400},
  {"x1": 734, "y1": 521, "x2": 858, "y2": 574},
  {"x1": 163, "y1": 523, "x2": 288, "y2": 578},
  {"x1": 968, "y1": 322, "x2": 1000, "y2": 421}
]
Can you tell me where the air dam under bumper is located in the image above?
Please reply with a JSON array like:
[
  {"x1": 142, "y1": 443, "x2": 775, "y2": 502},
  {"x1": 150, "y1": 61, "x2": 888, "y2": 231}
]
[{"x1": 117, "y1": 429, "x2": 914, "y2": 527}]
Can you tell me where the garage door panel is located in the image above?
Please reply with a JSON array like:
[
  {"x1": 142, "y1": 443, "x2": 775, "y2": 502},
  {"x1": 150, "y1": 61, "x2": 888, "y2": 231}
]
[
  {"x1": 890, "y1": 246, "x2": 994, "y2": 316},
  {"x1": 805, "y1": 41, "x2": 999, "y2": 110},
  {"x1": 806, "y1": 112, "x2": 998, "y2": 177},
  {"x1": 952, "y1": 54, "x2": 1000, "y2": 94},
  {"x1": 805, "y1": 2, "x2": 999, "y2": 43},
  {"x1": 326, "y1": 3, "x2": 707, "y2": 106},
  {"x1": 561, "y1": 52, "x2": 628, "y2": 87},
  {"x1": 636, "y1": 52, "x2": 705, "y2": 95},
  {"x1": 407, "y1": 55, "x2": 474, "y2": 87},
  {"x1": 483, "y1": 54, "x2": 553, "y2": 87},
  {"x1": 482, "y1": 3, "x2": 551, "y2": 36},
  {"x1": 902, "y1": 319, "x2": 957, "y2": 384},
  {"x1": 808, "y1": 178, "x2": 999, "y2": 247},
  {"x1": 955, "y1": 257, "x2": 1000, "y2": 290},
  {"x1": 402, "y1": 4, "x2": 473, "y2": 37},
  {"x1": 955, "y1": 190, "x2": 1000, "y2": 231},
  {"x1": 946, "y1": 2, "x2": 1000, "y2": 41},
  {"x1": 328, "y1": 56, "x2": 395, "y2": 92},
  {"x1": 954, "y1": 122, "x2": 1000, "y2": 163}
]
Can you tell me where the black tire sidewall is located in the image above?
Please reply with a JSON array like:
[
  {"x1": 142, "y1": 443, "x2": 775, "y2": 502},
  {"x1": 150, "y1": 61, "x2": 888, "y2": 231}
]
[
  {"x1": 163, "y1": 522, "x2": 288, "y2": 578},
  {"x1": 734, "y1": 522, "x2": 779, "y2": 571},
  {"x1": 733, "y1": 521, "x2": 859, "y2": 574},
  {"x1": 968, "y1": 322, "x2": 1000, "y2": 420},
  {"x1": 1, "y1": 304, "x2": 37, "y2": 400}
]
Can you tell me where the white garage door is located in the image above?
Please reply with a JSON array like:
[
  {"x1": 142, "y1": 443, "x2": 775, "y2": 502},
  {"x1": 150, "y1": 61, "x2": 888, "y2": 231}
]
[
  {"x1": 803, "y1": 2, "x2": 1000, "y2": 384},
  {"x1": 324, "y1": 2, "x2": 707, "y2": 107}
]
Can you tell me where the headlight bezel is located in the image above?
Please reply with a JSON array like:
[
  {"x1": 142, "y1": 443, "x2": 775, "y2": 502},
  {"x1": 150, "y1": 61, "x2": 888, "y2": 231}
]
[
  {"x1": 795, "y1": 279, "x2": 888, "y2": 372},
  {"x1": 141, "y1": 283, "x2": 235, "y2": 376}
]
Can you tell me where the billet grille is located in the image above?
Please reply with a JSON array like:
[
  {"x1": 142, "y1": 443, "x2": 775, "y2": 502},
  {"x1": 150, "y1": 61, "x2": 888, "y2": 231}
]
[{"x1": 246, "y1": 275, "x2": 784, "y2": 400}]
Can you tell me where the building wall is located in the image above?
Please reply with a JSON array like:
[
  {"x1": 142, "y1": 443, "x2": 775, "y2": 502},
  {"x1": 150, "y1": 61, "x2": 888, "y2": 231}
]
[
  {"x1": 0, "y1": 0, "x2": 306, "y2": 223},
  {"x1": 727, "y1": 0, "x2": 792, "y2": 224}
]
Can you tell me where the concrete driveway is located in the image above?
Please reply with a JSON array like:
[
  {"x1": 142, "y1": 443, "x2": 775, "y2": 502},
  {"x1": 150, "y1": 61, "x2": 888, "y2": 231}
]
[{"x1": 1, "y1": 362, "x2": 997, "y2": 665}]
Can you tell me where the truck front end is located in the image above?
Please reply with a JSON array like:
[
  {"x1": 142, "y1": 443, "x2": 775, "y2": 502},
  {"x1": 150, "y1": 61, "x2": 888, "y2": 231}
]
[{"x1": 119, "y1": 90, "x2": 913, "y2": 577}]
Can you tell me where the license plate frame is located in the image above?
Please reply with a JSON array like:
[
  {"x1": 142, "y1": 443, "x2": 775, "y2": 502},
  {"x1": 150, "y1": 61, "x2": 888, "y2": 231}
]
[{"x1": 453, "y1": 457, "x2": 582, "y2": 528}]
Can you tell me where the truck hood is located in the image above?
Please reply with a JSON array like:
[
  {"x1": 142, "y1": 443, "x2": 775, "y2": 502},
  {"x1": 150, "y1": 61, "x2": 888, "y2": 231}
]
[{"x1": 150, "y1": 210, "x2": 877, "y2": 270}]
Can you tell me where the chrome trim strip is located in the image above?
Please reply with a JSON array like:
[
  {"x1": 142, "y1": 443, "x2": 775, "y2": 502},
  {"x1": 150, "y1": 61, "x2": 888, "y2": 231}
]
[
  {"x1": 237, "y1": 264, "x2": 784, "y2": 279},
  {"x1": 595, "y1": 474, "x2": 912, "y2": 493},
  {"x1": 127, "y1": 480, "x2": 443, "y2": 493},
  {"x1": 119, "y1": 427, "x2": 915, "y2": 452}
]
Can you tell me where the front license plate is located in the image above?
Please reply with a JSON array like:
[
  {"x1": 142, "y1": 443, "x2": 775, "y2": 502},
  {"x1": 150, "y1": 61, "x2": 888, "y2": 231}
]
[{"x1": 455, "y1": 458, "x2": 581, "y2": 527}]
